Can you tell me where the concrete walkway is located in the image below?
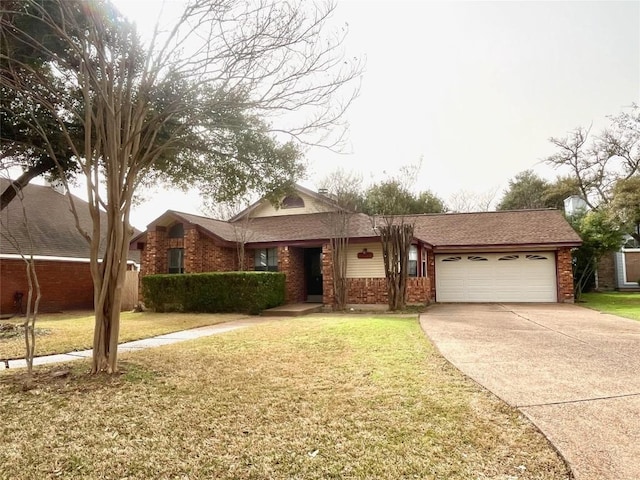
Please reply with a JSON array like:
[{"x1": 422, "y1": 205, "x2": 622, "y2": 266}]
[
  {"x1": 421, "y1": 303, "x2": 640, "y2": 480},
  {"x1": 6, "y1": 316, "x2": 275, "y2": 369}
]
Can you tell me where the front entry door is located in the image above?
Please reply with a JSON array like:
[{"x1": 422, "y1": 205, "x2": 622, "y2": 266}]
[{"x1": 304, "y1": 248, "x2": 323, "y2": 302}]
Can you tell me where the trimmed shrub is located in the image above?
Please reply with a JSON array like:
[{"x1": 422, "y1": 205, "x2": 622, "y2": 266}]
[{"x1": 142, "y1": 272, "x2": 285, "y2": 315}]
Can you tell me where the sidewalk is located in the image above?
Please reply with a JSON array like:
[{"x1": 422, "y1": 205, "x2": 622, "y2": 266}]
[{"x1": 5, "y1": 316, "x2": 275, "y2": 369}]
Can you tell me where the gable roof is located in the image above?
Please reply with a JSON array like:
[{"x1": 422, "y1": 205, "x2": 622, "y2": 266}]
[
  {"x1": 132, "y1": 209, "x2": 376, "y2": 246},
  {"x1": 240, "y1": 212, "x2": 374, "y2": 244},
  {"x1": 0, "y1": 179, "x2": 140, "y2": 261},
  {"x1": 135, "y1": 207, "x2": 580, "y2": 250},
  {"x1": 408, "y1": 209, "x2": 582, "y2": 249},
  {"x1": 229, "y1": 183, "x2": 344, "y2": 221},
  {"x1": 137, "y1": 210, "x2": 239, "y2": 244}
]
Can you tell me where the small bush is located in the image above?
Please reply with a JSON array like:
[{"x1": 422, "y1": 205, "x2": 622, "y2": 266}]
[{"x1": 141, "y1": 272, "x2": 285, "y2": 314}]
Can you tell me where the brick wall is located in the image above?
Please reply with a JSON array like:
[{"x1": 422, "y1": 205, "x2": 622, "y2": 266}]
[
  {"x1": 244, "y1": 248, "x2": 256, "y2": 271},
  {"x1": 141, "y1": 227, "x2": 168, "y2": 276},
  {"x1": 141, "y1": 226, "x2": 236, "y2": 276},
  {"x1": 345, "y1": 277, "x2": 432, "y2": 305},
  {"x1": 322, "y1": 243, "x2": 334, "y2": 306},
  {"x1": 407, "y1": 277, "x2": 432, "y2": 303},
  {"x1": 278, "y1": 246, "x2": 306, "y2": 303},
  {"x1": 346, "y1": 278, "x2": 387, "y2": 304},
  {"x1": 426, "y1": 249, "x2": 436, "y2": 300},
  {"x1": 596, "y1": 254, "x2": 616, "y2": 290},
  {"x1": 187, "y1": 229, "x2": 236, "y2": 273},
  {"x1": 556, "y1": 247, "x2": 575, "y2": 303},
  {"x1": 0, "y1": 259, "x2": 94, "y2": 314}
]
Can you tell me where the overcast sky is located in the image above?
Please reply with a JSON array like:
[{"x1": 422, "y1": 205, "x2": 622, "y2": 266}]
[{"x1": 112, "y1": 0, "x2": 639, "y2": 229}]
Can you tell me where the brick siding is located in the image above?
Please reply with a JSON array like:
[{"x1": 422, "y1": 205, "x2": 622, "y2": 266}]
[
  {"x1": 322, "y1": 243, "x2": 335, "y2": 307},
  {"x1": 0, "y1": 259, "x2": 94, "y2": 314},
  {"x1": 596, "y1": 254, "x2": 616, "y2": 290},
  {"x1": 556, "y1": 247, "x2": 575, "y2": 303},
  {"x1": 140, "y1": 226, "x2": 236, "y2": 277},
  {"x1": 407, "y1": 277, "x2": 432, "y2": 303},
  {"x1": 346, "y1": 277, "x2": 387, "y2": 304},
  {"x1": 278, "y1": 246, "x2": 306, "y2": 303},
  {"x1": 186, "y1": 229, "x2": 236, "y2": 273},
  {"x1": 426, "y1": 250, "x2": 436, "y2": 300}
]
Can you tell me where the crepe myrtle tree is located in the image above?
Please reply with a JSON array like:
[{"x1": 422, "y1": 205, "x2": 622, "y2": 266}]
[
  {"x1": 318, "y1": 168, "x2": 365, "y2": 310},
  {"x1": 0, "y1": 174, "x2": 41, "y2": 385},
  {"x1": 377, "y1": 217, "x2": 414, "y2": 311},
  {"x1": 0, "y1": 0, "x2": 362, "y2": 373}
]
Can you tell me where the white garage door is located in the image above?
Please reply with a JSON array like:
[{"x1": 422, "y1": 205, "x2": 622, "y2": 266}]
[{"x1": 435, "y1": 252, "x2": 557, "y2": 302}]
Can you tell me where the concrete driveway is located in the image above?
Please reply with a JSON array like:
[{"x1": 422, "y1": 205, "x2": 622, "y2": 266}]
[{"x1": 421, "y1": 303, "x2": 640, "y2": 480}]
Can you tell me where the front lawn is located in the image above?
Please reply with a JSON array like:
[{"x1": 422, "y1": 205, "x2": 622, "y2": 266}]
[
  {"x1": 0, "y1": 316, "x2": 570, "y2": 479},
  {"x1": 0, "y1": 311, "x2": 246, "y2": 360},
  {"x1": 580, "y1": 292, "x2": 640, "y2": 321}
]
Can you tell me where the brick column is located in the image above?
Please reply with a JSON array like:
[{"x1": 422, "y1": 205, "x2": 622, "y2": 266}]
[
  {"x1": 142, "y1": 226, "x2": 167, "y2": 275},
  {"x1": 426, "y1": 249, "x2": 436, "y2": 301},
  {"x1": 556, "y1": 247, "x2": 575, "y2": 303},
  {"x1": 184, "y1": 226, "x2": 198, "y2": 273},
  {"x1": 322, "y1": 243, "x2": 334, "y2": 307},
  {"x1": 278, "y1": 246, "x2": 305, "y2": 303}
]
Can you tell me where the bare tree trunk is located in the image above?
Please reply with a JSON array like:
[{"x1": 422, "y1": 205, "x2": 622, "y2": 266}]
[
  {"x1": 330, "y1": 233, "x2": 349, "y2": 310},
  {"x1": 574, "y1": 254, "x2": 597, "y2": 301},
  {"x1": 325, "y1": 209, "x2": 350, "y2": 311},
  {"x1": 21, "y1": 256, "x2": 41, "y2": 386},
  {"x1": 379, "y1": 220, "x2": 414, "y2": 311}
]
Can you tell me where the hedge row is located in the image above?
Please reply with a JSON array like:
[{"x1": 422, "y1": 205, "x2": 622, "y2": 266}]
[{"x1": 141, "y1": 272, "x2": 285, "y2": 314}]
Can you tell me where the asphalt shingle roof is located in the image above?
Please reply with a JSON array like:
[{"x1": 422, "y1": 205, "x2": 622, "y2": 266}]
[
  {"x1": 409, "y1": 209, "x2": 582, "y2": 248},
  {"x1": 0, "y1": 179, "x2": 140, "y2": 261},
  {"x1": 145, "y1": 207, "x2": 580, "y2": 249}
]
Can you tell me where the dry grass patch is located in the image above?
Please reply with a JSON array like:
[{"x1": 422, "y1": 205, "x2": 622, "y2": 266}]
[
  {"x1": 0, "y1": 311, "x2": 246, "y2": 359},
  {"x1": 0, "y1": 315, "x2": 570, "y2": 479}
]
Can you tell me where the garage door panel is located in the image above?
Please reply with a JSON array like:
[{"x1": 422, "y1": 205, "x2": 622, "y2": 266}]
[{"x1": 435, "y1": 252, "x2": 557, "y2": 303}]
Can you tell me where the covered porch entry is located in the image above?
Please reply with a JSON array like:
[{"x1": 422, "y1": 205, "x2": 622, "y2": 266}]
[{"x1": 304, "y1": 247, "x2": 323, "y2": 303}]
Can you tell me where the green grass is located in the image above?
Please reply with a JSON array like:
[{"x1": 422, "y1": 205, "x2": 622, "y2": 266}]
[
  {"x1": 0, "y1": 311, "x2": 247, "y2": 360},
  {"x1": 0, "y1": 315, "x2": 570, "y2": 479},
  {"x1": 580, "y1": 292, "x2": 640, "y2": 321}
]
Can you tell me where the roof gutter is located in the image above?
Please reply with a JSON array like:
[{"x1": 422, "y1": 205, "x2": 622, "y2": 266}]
[
  {"x1": 432, "y1": 241, "x2": 582, "y2": 253},
  {"x1": 0, "y1": 253, "x2": 139, "y2": 268}
]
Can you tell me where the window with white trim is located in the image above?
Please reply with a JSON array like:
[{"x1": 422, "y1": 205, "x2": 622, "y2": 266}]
[
  {"x1": 408, "y1": 245, "x2": 418, "y2": 277},
  {"x1": 281, "y1": 195, "x2": 305, "y2": 209},
  {"x1": 255, "y1": 248, "x2": 278, "y2": 271}
]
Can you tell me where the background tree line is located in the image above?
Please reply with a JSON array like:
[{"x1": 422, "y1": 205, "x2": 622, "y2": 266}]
[{"x1": 497, "y1": 104, "x2": 639, "y2": 296}]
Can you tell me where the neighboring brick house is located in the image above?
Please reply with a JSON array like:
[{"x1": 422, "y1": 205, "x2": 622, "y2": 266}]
[
  {"x1": 132, "y1": 185, "x2": 582, "y2": 307},
  {"x1": 596, "y1": 236, "x2": 640, "y2": 291},
  {"x1": 0, "y1": 180, "x2": 139, "y2": 315}
]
